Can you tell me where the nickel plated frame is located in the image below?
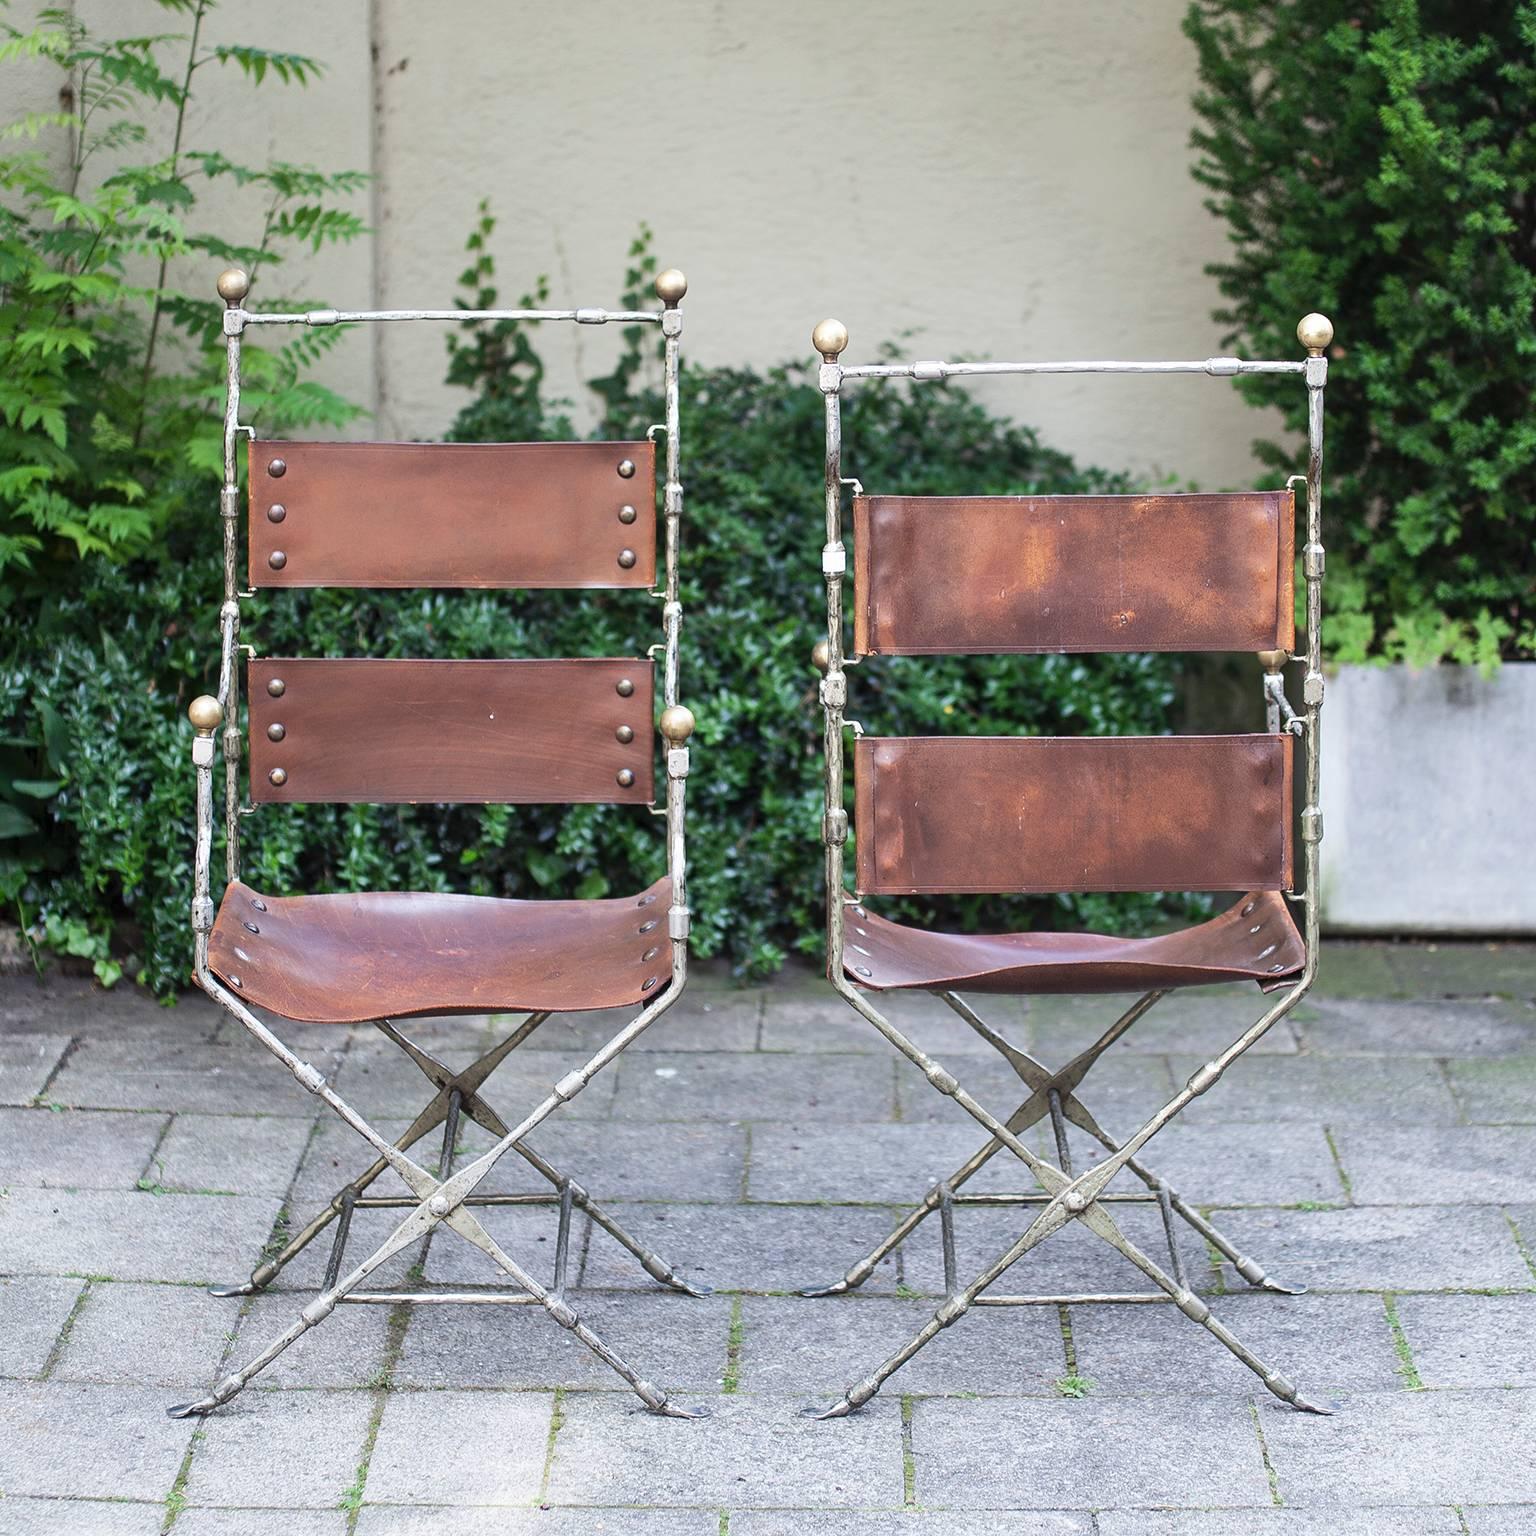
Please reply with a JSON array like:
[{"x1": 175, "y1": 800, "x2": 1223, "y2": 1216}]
[
  {"x1": 803, "y1": 312, "x2": 1335, "y2": 1419},
  {"x1": 175, "y1": 266, "x2": 706, "y2": 1420}
]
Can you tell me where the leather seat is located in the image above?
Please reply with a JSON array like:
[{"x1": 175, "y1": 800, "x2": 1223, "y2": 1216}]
[
  {"x1": 842, "y1": 889, "x2": 1304, "y2": 995},
  {"x1": 207, "y1": 877, "x2": 672, "y2": 1023}
]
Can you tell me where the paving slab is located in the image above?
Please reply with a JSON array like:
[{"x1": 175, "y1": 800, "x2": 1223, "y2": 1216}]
[
  {"x1": 0, "y1": 1188, "x2": 283, "y2": 1284},
  {"x1": 1027, "y1": 994, "x2": 1302, "y2": 1055},
  {"x1": 362, "y1": 1388, "x2": 552, "y2": 1505},
  {"x1": 1068, "y1": 1291, "x2": 1402, "y2": 1398},
  {"x1": 0, "y1": 1380, "x2": 194, "y2": 1499},
  {"x1": 1465, "y1": 1512, "x2": 1536, "y2": 1535},
  {"x1": 1330, "y1": 1126, "x2": 1536, "y2": 1205},
  {"x1": 758, "y1": 988, "x2": 1027, "y2": 1056},
  {"x1": 0, "y1": 1274, "x2": 85, "y2": 1377},
  {"x1": 552, "y1": 994, "x2": 762, "y2": 1051},
  {"x1": 495, "y1": 1120, "x2": 749, "y2": 1202},
  {"x1": 1096, "y1": 1511, "x2": 1464, "y2": 1535},
  {"x1": 0, "y1": 1105, "x2": 167, "y2": 1190},
  {"x1": 1448, "y1": 1055, "x2": 1536, "y2": 1124},
  {"x1": 1394, "y1": 1293, "x2": 1536, "y2": 1389},
  {"x1": 611, "y1": 1051, "x2": 893, "y2": 1124},
  {"x1": 545, "y1": 1391, "x2": 903, "y2": 1508},
  {"x1": 0, "y1": 975, "x2": 218, "y2": 1038},
  {"x1": 0, "y1": 1034, "x2": 71, "y2": 1106},
  {"x1": 358, "y1": 1512, "x2": 720, "y2": 1536},
  {"x1": 52, "y1": 1281, "x2": 235, "y2": 1389},
  {"x1": 576, "y1": 1202, "x2": 907, "y2": 1296},
  {"x1": 734, "y1": 1518, "x2": 1092, "y2": 1536},
  {"x1": 1310, "y1": 944, "x2": 1401, "y2": 998},
  {"x1": 232, "y1": 1292, "x2": 394, "y2": 1389},
  {"x1": 913, "y1": 1393, "x2": 1273, "y2": 1508},
  {"x1": 1263, "y1": 1387, "x2": 1536, "y2": 1505},
  {"x1": 183, "y1": 1388, "x2": 375, "y2": 1509},
  {"x1": 1385, "y1": 941, "x2": 1536, "y2": 999},
  {"x1": 1503, "y1": 1204, "x2": 1536, "y2": 1276},
  {"x1": 420, "y1": 1202, "x2": 582, "y2": 1289},
  {"x1": 1204, "y1": 1205, "x2": 1533, "y2": 1292},
  {"x1": 153, "y1": 1112, "x2": 309, "y2": 1197},
  {"x1": 1297, "y1": 998, "x2": 1536, "y2": 1056},
  {"x1": 0, "y1": 1497, "x2": 165, "y2": 1534},
  {"x1": 174, "y1": 1512, "x2": 349, "y2": 1536},
  {"x1": 393, "y1": 1290, "x2": 731, "y2": 1395},
  {"x1": 735, "y1": 1294, "x2": 1068, "y2": 1396},
  {"x1": 1171, "y1": 1053, "x2": 1463, "y2": 1126}
]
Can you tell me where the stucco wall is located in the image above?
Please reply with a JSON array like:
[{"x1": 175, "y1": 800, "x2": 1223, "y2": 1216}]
[{"x1": 13, "y1": 0, "x2": 1292, "y2": 484}]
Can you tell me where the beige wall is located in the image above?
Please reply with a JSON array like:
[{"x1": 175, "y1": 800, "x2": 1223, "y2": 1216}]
[{"x1": 13, "y1": 1, "x2": 1292, "y2": 485}]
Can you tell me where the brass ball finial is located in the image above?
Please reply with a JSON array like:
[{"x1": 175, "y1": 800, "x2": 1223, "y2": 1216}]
[
  {"x1": 216, "y1": 267, "x2": 250, "y2": 305},
  {"x1": 188, "y1": 695, "x2": 223, "y2": 734},
  {"x1": 1297, "y1": 312, "x2": 1333, "y2": 356},
  {"x1": 654, "y1": 268, "x2": 688, "y2": 307},
  {"x1": 1257, "y1": 649, "x2": 1288, "y2": 672},
  {"x1": 812, "y1": 638, "x2": 831, "y2": 674},
  {"x1": 658, "y1": 704, "x2": 695, "y2": 744},
  {"x1": 812, "y1": 318, "x2": 849, "y2": 361}
]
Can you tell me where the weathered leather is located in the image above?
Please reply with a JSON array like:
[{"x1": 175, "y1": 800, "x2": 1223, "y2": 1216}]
[
  {"x1": 854, "y1": 734, "x2": 1293, "y2": 895},
  {"x1": 249, "y1": 439, "x2": 656, "y2": 590},
  {"x1": 842, "y1": 889, "x2": 1304, "y2": 995},
  {"x1": 852, "y1": 491, "x2": 1295, "y2": 655},
  {"x1": 248, "y1": 657, "x2": 654, "y2": 805},
  {"x1": 208, "y1": 877, "x2": 673, "y2": 1022}
]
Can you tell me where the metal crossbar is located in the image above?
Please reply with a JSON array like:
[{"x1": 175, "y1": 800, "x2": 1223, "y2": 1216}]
[
  {"x1": 803, "y1": 313, "x2": 1334, "y2": 1416},
  {"x1": 173, "y1": 267, "x2": 705, "y2": 1419}
]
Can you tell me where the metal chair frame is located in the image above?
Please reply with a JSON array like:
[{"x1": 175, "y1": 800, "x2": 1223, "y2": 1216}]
[
  {"x1": 174, "y1": 267, "x2": 705, "y2": 1420},
  {"x1": 803, "y1": 314, "x2": 1335, "y2": 1418}
]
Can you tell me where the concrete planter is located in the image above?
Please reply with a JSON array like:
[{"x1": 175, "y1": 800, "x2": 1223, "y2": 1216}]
[{"x1": 1320, "y1": 661, "x2": 1536, "y2": 933}]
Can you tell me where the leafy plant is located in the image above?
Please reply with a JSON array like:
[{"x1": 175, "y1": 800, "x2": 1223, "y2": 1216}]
[{"x1": 1185, "y1": 0, "x2": 1536, "y2": 672}]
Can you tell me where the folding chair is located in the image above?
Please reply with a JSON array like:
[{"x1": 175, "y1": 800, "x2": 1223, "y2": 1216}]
[
  {"x1": 173, "y1": 265, "x2": 705, "y2": 1419},
  {"x1": 802, "y1": 311, "x2": 1336, "y2": 1418}
]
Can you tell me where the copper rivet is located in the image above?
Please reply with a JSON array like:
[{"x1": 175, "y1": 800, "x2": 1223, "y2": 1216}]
[
  {"x1": 617, "y1": 768, "x2": 636, "y2": 788},
  {"x1": 267, "y1": 504, "x2": 286, "y2": 523},
  {"x1": 642, "y1": 946, "x2": 659, "y2": 962},
  {"x1": 267, "y1": 458, "x2": 286, "y2": 478},
  {"x1": 855, "y1": 965, "x2": 872, "y2": 978},
  {"x1": 267, "y1": 679, "x2": 285, "y2": 698},
  {"x1": 268, "y1": 767, "x2": 287, "y2": 787},
  {"x1": 267, "y1": 723, "x2": 285, "y2": 742},
  {"x1": 618, "y1": 504, "x2": 637, "y2": 524},
  {"x1": 251, "y1": 899, "x2": 267, "y2": 912},
  {"x1": 617, "y1": 549, "x2": 637, "y2": 569},
  {"x1": 243, "y1": 920, "x2": 260, "y2": 935},
  {"x1": 616, "y1": 679, "x2": 634, "y2": 697},
  {"x1": 641, "y1": 976, "x2": 658, "y2": 990},
  {"x1": 639, "y1": 919, "x2": 659, "y2": 934},
  {"x1": 617, "y1": 458, "x2": 636, "y2": 479},
  {"x1": 268, "y1": 551, "x2": 287, "y2": 570},
  {"x1": 616, "y1": 725, "x2": 634, "y2": 744}
]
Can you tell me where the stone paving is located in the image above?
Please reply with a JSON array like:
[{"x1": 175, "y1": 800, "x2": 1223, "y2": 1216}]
[{"x1": 0, "y1": 941, "x2": 1534, "y2": 1533}]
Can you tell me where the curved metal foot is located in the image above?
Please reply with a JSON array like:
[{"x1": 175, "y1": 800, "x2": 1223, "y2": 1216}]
[
  {"x1": 670, "y1": 1277, "x2": 713, "y2": 1299},
  {"x1": 809, "y1": 1396, "x2": 857, "y2": 1420},
  {"x1": 207, "y1": 1280, "x2": 261, "y2": 1299},
  {"x1": 1288, "y1": 1393, "x2": 1335, "y2": 1416},
  {"x1": 797, "y1": 1277, "x2": 855, "y2": 1298},
  {"x1": 653, "y1": 1401, "x2": 710, "y2": 1420},
  {"x1": 166, "y1": 1397, "x2": 218, "y2": 1420},
  {"x1": 1252, "y1": 1276, "x2": 1308, "y2": 1297}
]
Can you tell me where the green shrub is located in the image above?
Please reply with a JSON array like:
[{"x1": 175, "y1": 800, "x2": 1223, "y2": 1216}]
[
  {"x1": 1185, "y1": 0, "x2": 1536, "y2": 671},
  {"x1": 7, "y1": 206, "x2": 1198, "y2": 993}
]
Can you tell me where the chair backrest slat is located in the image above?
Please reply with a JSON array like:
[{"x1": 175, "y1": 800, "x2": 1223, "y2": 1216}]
[
  {"x1": 249, "y1": 440, "x2": 656, "y2": 589},
  {"x1": 248, "y1": 658, "x2": 654, "y2": 804},
  {"x1": 852, "y1": 491, "x2": 1294, "y2": 655},
  {"x1": 854, "y1": 734, "x2": 1293, "y2": 895}
]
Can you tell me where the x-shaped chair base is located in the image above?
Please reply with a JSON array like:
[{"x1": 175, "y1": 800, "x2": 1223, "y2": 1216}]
[
  {"x1": 802, "y1": 982, "x2": 1332, "y2": 1419},
  {"x1": 172, "y1": 975, "x2": 710, "y2": 1420}
]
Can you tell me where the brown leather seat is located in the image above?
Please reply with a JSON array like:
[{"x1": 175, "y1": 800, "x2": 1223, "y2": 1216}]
[
  {"x1": 842, "y1": 889, "x2": 1304, "y2": 996},
  {"x1": 208, "y1": 876, "x2": 673, "y2": 1023}
]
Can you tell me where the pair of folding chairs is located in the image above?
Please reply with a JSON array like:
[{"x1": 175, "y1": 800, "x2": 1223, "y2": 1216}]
[{"x1": 175, "y1": 263, "x2": 1333, "y2": 1423}]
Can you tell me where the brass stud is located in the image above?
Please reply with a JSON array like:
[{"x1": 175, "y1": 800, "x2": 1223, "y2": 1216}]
[
  {"x1": 267, "y1": 504, "x2": 286, "y2": 524},
  {"x1": 617, "y1": 458, "x2": 636, "y2": 479},
  {"x1": 638, "y1": 893, "x2": 657, "y2": 906},
  {"x1": 812, "y1": 638, "x2": 831, "y2": 674},
  {"x1": 617, "y1": 549, "x2": 637, "y2": 569},
  {"x1": 639, "y1": 919, "x2": 659, "y2": 934},
  {"x1": 1257, "y1": 649, "x2": 1288, "y2": 672},
  {"x1": 268, "y1": 767, "x2": 288, "y2": 787},
  {"x1": 267, "y1": 458, "x2": 286, "y2": 478},
  {"x1": 243, "y1": 920, "x2": 260, "y2": 935},
  {"x1": 616, "y1": 768, "x2": 636, "y2": 788},
  {"x1": 658, "y1": 704, "x2": 695, "y2": 744},
  {"x1": 268, "y1": 551, "x2": 287, "y2": 571},
  {"x1": 616, "y1": 725, "x2": 635, "y2": 744},
  {"x1": 267, "y1": 723, "x2": 286, "y2": 743},
  {"x1": 854, "y1": 964, "x2": 872, "y2": 978},
  {"x1": 250, "y1": 899, "x2": 267, "y2": 911},
  {"x1": 642, "y1": 946, "x2": 659, "y2": 962},
  {"x1": 188, "y1": 695, "x2": 223, "y2": 734},
  {"x1": 1296, "y1": 312, "x2": 1334, "y2": 356},
  {"x1": 216, "y1": 267, "x2": 250, "y2": 304},
  {"x1": 616, "y1": 678, "x2": 634, "y2": 698},
  {"x1": 654, "y1": 268, "x2": 688, "y2": 307},
  {"x1": 267, "y1": 678, "x2": 285, "y2": 698},
  {"x1": 812, "y1": 318, "x2": 850, "y2": 361},
  {"x1": 641, "y1": 976, "x2": 658, "y2": 991},
  {"x1": 618, "y1": 504, "x2": 638, "y2": 525}
]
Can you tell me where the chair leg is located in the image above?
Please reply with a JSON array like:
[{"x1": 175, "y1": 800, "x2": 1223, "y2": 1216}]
[
  {"x1": 174, "y1": 975, "x2": 707, "y2": 1420},
  {"x1": 808, "y1": 983, "x2": 1331, "y2": 1418}
]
